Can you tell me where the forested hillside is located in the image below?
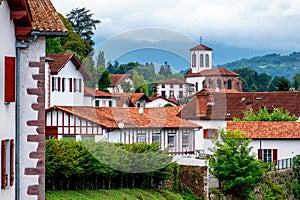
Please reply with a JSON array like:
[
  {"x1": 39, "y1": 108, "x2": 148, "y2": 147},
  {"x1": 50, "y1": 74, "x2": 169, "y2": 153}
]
[{"x1": 218, "y1": 52, "x2": 300, "y2": 80}]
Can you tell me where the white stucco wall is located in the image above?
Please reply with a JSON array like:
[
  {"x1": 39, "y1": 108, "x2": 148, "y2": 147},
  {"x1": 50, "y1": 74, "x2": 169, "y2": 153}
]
[
  {"x1": 156, "y1": 83, "x2": 188, "y2": 100},
  {"x1": 185, "y1": 76, "x2": 205, "y2": 92},
  {"x1": 50, "y1": 61, "x2": 85, "y2": 107},
  {"x1": 190, "y1": 50, "x2": 212, "y2": 73},
  {"x1": 146, "y1": 98, "x2": 176, "y2": 107},
  {"x1": 0, "y1": 2, "x2": 16, "y2": 200}
]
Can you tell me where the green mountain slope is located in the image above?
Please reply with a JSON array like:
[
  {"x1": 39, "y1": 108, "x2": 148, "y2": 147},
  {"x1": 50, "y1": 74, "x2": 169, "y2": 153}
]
[{"x1": 218, "y1": 52, "x2": 300, "y2": 80}]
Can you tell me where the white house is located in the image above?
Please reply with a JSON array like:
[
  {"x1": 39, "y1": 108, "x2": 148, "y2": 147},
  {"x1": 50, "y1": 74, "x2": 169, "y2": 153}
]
[
  {"x1": 46, "y1": 54, "x2": 93, "y2": 107},
  {"x1": 84, "y1": 86, "x2": 118, "y2": 107},
  {"x1": 0, "y1": 0, "x2": 67, "y2": 199},
  {"x1": 108, "y1": 74, "x2": 133, "y2": 93},
  {"x1": 227, "y1": 121, "x2": 300, "y2": 163},
  {"x1": 185, "y1": 44, "x2": 242, "y2": 92},
  {"x1": 146, "y1": 96, "x2": 179, "y2": 108},
  {"x1": 45, "y1": 106, "x2": 201, "y2": 153},
  {"x1": 181, "y1": 90, "x2": 300, "y2": 155},
  {"x1": 156, "y1": 78, "x2": 193, "y2": 103}
]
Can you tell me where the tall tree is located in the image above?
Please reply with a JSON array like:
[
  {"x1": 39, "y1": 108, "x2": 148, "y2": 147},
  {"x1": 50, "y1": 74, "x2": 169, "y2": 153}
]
[
  {"x1": 267, "y1": 76, "x2": 281, "y2": 91},
  {"x1": 98, "y1": 70, "x2": 111, "y2": 92},
  {"x1": 158, "y1": 61, "x2": 172, "y2": 77},
  {"x1": 293, "y1": 74, "x2": 300, "y2": 91},
  {"x1": 67, "y1": 7, "x2": 101, "y2": 45},
  {"x1": 96, "y1": 50, "x2": 106, "y2": 67},
  {"x1": 209, "y1": 129, "x2": 267, "y2": 199},
  {"x1": 277, "y1": 76, "x2": 291, "y2": 91}
]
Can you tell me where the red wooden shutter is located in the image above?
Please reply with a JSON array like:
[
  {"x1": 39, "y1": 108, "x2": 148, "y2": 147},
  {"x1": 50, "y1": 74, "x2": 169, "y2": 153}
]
[
  {"x1": 203, "y1": 129, "x2": 208, "y2": 139},
  {"x1": 62, "y1": 78, "x2": 65, "y2": 92},
  {"x1": 1, "y1": 140, "x2": 8, "y2": 189},
  {"x1": 4, "y1": 57, "x2": 16, "y2": 102},
  {"x1": 273, "y1": 149, "x2": 278, "y2": 162},
  {"x1": 10, "y1": 140, "x2": 14, "y2": 186},
  {"x1": 258, "y1": 149, "x2": 262, "y2": 160},
  {"x1": 58, "y1": 77, "x2": 61, "y2": 91},
  {"x1": 74, "y1": 78, "x2": 76, "y2": 92},
  {"x1": 69, "y1": 78, "x2": 72, "y2": 92},
  {"x1": 52, "y1": 77, "x2": 55, "y2": 92},
  {"x1": 79, "y1": 79, "x2": 82, "y2": 93}
]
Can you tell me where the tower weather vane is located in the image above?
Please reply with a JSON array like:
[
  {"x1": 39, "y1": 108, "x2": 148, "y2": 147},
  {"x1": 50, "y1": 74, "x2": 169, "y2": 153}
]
[{"x1": 200, "y1": 36, "x2": 203, "y2": 44}]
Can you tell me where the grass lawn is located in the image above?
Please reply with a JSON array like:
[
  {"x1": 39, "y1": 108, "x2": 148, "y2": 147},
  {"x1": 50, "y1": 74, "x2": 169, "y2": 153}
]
[{"x1": 46, "y1": 189, "x2": 184, "y2": 200}]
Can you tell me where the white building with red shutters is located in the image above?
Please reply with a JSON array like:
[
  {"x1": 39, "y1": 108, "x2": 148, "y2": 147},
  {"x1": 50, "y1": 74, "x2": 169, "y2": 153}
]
[
  {"x1": 0, "y1": 0, "x2": 67, "y2": 199},
  {"x1": 46, "y1": 54, "x2": 93, "y2": 108}
]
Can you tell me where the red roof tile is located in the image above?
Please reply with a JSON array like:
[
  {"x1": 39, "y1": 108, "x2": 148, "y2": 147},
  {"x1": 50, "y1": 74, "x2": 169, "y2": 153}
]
[
  {"x1": 47, "y1": 54, "x2": 93, "y2": 81},
  {"x1": 84, "y1": 87, "x2": 114, "y2": 97},
  {"x1": 110, "y1": 74, "x2": 132, "y2": 87},
  {"x1": 185, "y1": 68, "x2": 239, "y2": 77},
  {"x1": 113, "y1": 93, "x2": 150, "y2": 104},
  {"x1": 181, "y1": 90, "x2": 300, "y2": 120},
  {"x1": 227, "y1": 121, "x2": 300, "y2": 139},
  {"x1": 47, "y1": 106, "x2": 201, "y2": 129},
  {"x1": 190, "y1": 44, "x2": 212, "y2": 51},
  {"x1": 27, "y1": 0, "x2": 67, "y2": 33}
]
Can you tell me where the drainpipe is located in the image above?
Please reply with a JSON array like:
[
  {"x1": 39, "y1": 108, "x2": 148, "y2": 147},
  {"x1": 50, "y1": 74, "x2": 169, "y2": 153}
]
[{"x1": 15, "y1": 40, "x2": 29, "y2": 200}]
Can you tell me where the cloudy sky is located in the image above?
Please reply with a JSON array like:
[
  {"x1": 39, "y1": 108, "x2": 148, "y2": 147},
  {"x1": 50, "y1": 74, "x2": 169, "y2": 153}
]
[{"x1": 51, "y1": 0, "x2": 300, "y2": 67}]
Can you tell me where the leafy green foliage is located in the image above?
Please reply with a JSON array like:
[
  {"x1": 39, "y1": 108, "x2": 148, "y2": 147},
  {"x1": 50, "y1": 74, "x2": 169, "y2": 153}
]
[
  {"x1": 234, "y1": 107, "x2": 297, "y2": 121},
  {"x1": 120, "y1": 81, "x2": 133, "y2": 93},
  {"x1": 209, "y1": 129, "x2": 268, "y2": 199},
  {"x1": 97, "y1": 70, "x2": 111, "y2": 92},
  {"x1": 277, "y1": 76, "x2": 291, "y2": 91},
  {"x1": 293, "y1": 74, "x2": 300, "y2": 91},
  {"x1": 66, "y1": 7, "x2": 100, "y2": 45},
  {"x1": 159, "y1": 62, "x2": 173, "y2": 77},
  {"x1": 96, "y1": 50, "x2": 106, "y2": 67}
]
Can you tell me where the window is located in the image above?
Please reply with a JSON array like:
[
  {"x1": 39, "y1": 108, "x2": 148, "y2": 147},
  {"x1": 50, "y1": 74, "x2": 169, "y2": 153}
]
[
  {"x1": 69, "y1": 78, "x2": 73, "y2": 92},
  {"x1": 217, "y1": 79, "x2": 222, "y2": 89},
  {"x1": 192, "y1": 53, "x2": 196, "y2": 67},
  {"x1": 52, "y1": 77, "x2": 58, "y2": 91},
  {"x1": 182, "y1": 133, "x2": 190, "y2": 149},
  {"x1": 168, "y1": 134, "x2": 176, "y2": 149},
  {"x1": 169, "y1": 90, "x2": 174, "y2": 98},
  {"x1": 152, "y1": 132, "x2": 161, "y2": 148},
  {"x1": 195, "y1": 82, "x2": 198, "y2": 91},
  {"x1": 258, "y1": 149, "x2": 277, "y2": 162},
  {"x1": 137, "y1": 130, "x2": 146, "y2": 143},
  {"x1": 205, "y1": 54, "x2": 209, "y2": 67},
  {"x1": 170, "y1": 84, "x2": 173, "y2": 88},
  {"x1": 200, "y1": 54, "x2": 204, "y2": 67},
  {"x1": 228, "y1": 79, "x2": 232, "y2": 89},
  {"x1": 179, "y1": 84, "x2": 183, "y2": 88},
  {"x1": 161, "y1": 91, "x2": 166, "y2": 98},
  {"x1": 203, "y1": 129, "x2": 218, "y2": 139},
  {"x1": 1, "y1": 139, "x2": 14, "y2": 189},
  {"x1": 179, "y1": 91, "x2": 183, "y2": 99},
  {"x1": 95, "y1": 100, "x2": 100, "y2": 107},
  {"x1": 62, "y1": 78, "x2": 66, "y2": 92},
  {"x1": 4, "y1": 57, "x2": 16, "y2": 102},
  {"x1": 162, "y1": 84, "x2": 165, "y2": 88},
  {"x1": 109, "y1": 100, "x2": 113, "y2": 107}
]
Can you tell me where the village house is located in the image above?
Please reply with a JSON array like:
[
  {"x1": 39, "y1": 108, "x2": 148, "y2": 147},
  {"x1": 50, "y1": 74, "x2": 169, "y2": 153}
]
[
  {"x1": 156, "y1": 78, "x2": 193, "y2": 103},
  {"x1": 185, "y1": 43, "x2": 242, "y2": 92},
  {"x1": 146, "y1": 96, "x2": 179, "y2": 108},
  {"x1": 108, "y1": 74, "x2": 133, "y2": 93},
  {"x1": 0, "y1": 0, "x2": 66, "y2": 199},
  {"x1": 45, "y1": 106, "x2": 201, "y2": 153},
  {"x1": 180, "y1": 90, "x2": 300, "y2": 156},
  {"x1": 46, "y1": 54, "x2": 93, "y2": 108}
]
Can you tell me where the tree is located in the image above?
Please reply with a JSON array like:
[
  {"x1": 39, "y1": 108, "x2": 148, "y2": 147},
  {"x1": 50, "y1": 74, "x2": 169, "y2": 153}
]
[
  {"x1": 132, "y1": 70, "x2": 146, "y2": 90},
  {"x1": 209, "y1": 129, "x2": 268, "y2": 199},
  {"x1": 158, "y1": 62, "x2": 172, "y2": 77},
  {"x1": 98, "y1": 70, "x2": 111, "y2": 92},
  {"x1": 267, "y1": 76, "x2": 281, "y2": 91},
  {"x1": 277, "y1": 76, "x2": 291, "y2": 91},
  {"x1": 96, "y1": 50, "x2": 106, "y2": 67},
  {"x1": 120, "y1": 81, "x2": 132, "y2": 93},
  {"x1": 67, "y1": 7, "x2": 101, "y2": 45},
  {"x1": 293, "y1": 74, "x2": 300, "y2": 91}
]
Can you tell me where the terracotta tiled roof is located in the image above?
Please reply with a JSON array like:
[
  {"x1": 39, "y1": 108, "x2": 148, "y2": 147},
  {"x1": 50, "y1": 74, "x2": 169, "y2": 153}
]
[
  {"x1": 47, "y1": 54, "x2": 93, "y2": 81},
  {"x1": 110, "y1": 74, "x2": 132, "y2": 87},
  {"x1": 190, "y1": 44, "x2": 212, "y2": 51},
  {"x1": 181, "y1": 90, "x2": 300, "y2": 120},
  {"x1": 84, "y1": 87, "x2": 114, "y2": 97},
  {"x1": 156, "y1": 78, "x2": 191, "y2": 85},
  {"x1": 47, "y1": 106, "x2": 201, "y2": 129},
  {"x1": 185, "y1": 68, "x2": 239, "y2": 77},
  {"x1": 227, "y1": 122, "x2": 300, "y2": 139},
  {"x1": 27, "y1": 0, "x2": 67, "y2": 33},
  {"x1": 113, "y1": 93, "x2": 150, "y2": 104}
]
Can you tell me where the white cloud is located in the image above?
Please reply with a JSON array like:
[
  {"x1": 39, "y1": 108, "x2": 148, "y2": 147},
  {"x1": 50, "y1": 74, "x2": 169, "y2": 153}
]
[{"x1": 51, "y1": 0, "x2": 300, "y2": 51}]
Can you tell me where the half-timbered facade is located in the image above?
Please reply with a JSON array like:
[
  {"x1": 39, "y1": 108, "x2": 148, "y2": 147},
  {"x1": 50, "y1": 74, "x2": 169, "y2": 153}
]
[{"x1": 46, "y1": 106, "x2": 201, "y2": 153}]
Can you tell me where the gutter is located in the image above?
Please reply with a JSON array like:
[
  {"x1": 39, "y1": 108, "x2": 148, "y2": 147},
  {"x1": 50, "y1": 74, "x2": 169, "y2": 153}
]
[{"x1": 15, "y1": 40, "x2": 29, "y2": 200}]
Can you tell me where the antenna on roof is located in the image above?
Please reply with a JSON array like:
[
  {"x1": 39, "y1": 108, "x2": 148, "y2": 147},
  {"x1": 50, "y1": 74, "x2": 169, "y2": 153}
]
[{"x1": 200, "y1": 36, "x2": 203, "y2": 44}]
